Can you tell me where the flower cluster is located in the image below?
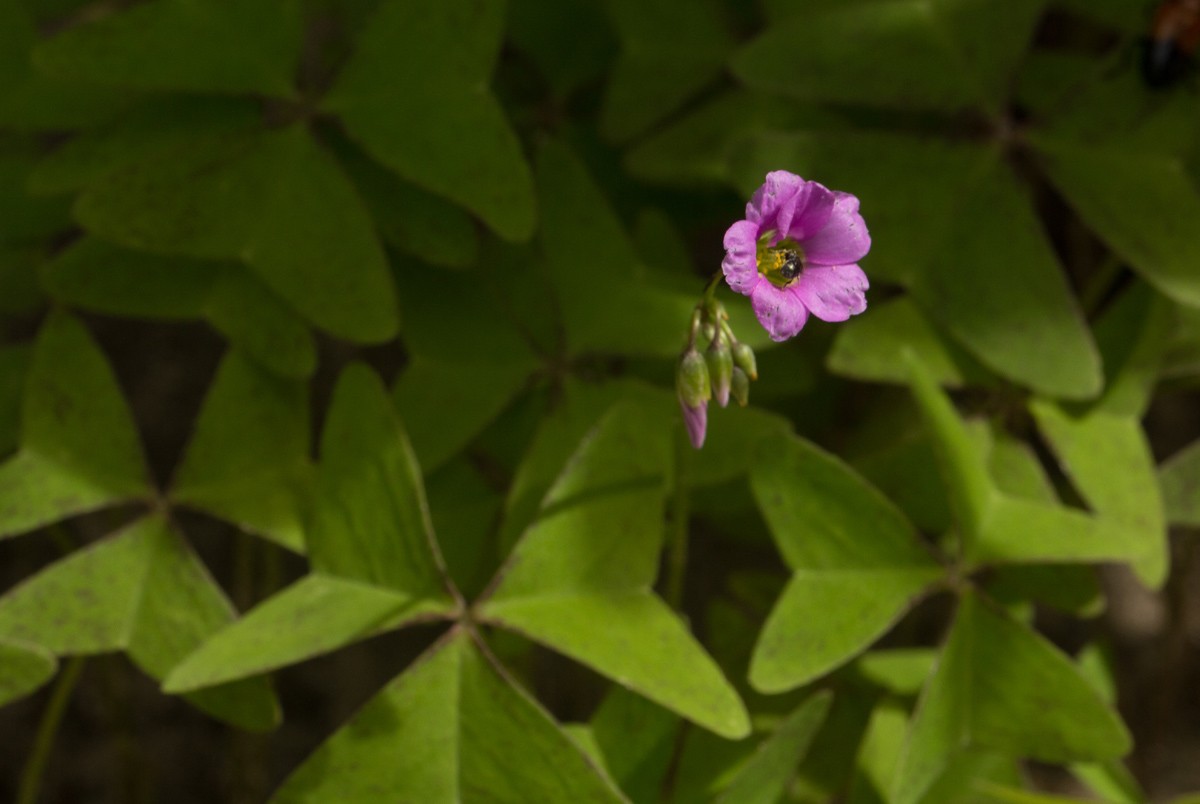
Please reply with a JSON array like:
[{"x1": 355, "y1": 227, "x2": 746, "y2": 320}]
[
  {"x1": 677, "y1": 170, "x2": 871, "y2": 449},
  {"x1": 722, "y1": 170, "x2": 871, "y2": 342}
]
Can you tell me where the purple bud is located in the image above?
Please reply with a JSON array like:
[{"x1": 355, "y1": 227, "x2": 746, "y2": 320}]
[{"x1": 679, "y1": 396, "x2": 708, "y2": 449}]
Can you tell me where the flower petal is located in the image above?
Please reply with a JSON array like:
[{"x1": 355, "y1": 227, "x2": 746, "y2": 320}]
[
  {"x1": 801, "y1": 191, "x2": 871, "y2": 266},
  {"x1": 680, "y1": 398, "x2": 708, "y2": 449},
  {"x1": 746, "y1": 171, "x2": 802, "y2": 235},
  {"x1": 751, "y1": 281, "x2": 810, "y2": 342},
  {"x1": 793, "y1": 263, "x2": 869, "y2": 322},
  {"x1": 722, "y1": 219, "x2": 761, "y2": 296},
  {"x1": 787, "y1": 181, "x2": 834, "y2": 242}
]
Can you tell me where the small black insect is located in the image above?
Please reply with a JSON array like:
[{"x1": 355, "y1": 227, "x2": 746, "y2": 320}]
[
  {"x1": 778, "y1": 250, "x2": 801, "y2": 281},
  {"x1": 1142, "y1": 0, "x2": 1200, "y2": 88}
]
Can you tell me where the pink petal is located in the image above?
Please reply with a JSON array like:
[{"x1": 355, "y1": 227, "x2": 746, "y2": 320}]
[
  {"x1": 793, "y1": 263, "x2": 869, "y2": 322},
  {"x1": 722, "y1": 219, "x2": 761, "y2": 296},
  {"x1": 680, "y1": 397, "x2": 708, "y2": 449},
  {"x1": 787, "y1": 181, "x2": 834, "y2": 241},
  {"x1": 801, "y1": 191, "x2": 871, "y2": 266},
  {"x1": 745, "y1": 171, "x2": 802, "y2": 236},
  {"x1": 751, "y1": 281, "x2": 810, "y2": 342}
]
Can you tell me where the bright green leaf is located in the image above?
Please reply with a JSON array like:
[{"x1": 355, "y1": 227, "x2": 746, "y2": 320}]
[
  {"x1": 268, "y1": 628, "x2": 627, "y2": 804},
  {"x1": 1161, "y1": 438, "x2": 1200, "y2": 527},
  {"x1": 34, "y1": 0, "x2": 304, "y2": 97},
  {"x1": 323, "y1": 0, "x2": 536, "y2": 241},
  {"x1": 0, "y1": 311, "x2": 151, "y2": 539},
  {"x1": 0, "y1": 637, "x2": 56, "y2": 706},
  {"x1": 74, "y1": 126, "x2": 399, "y2": 343},
  {"x1": 590, "y1": 686, "x2": 679, "y2": 804},
  {"x1": 171, "y1": 350, "x2": 313, "y2": 552},
  {"x1": 479, "y1": 403, "x2": 750, "y2": 739},
  {"x1": 857, "y1": 649, "x2": 937, "y2": 696},
  {"x1": 717, "y1": 692, "x2": 832, "y2": 804},
  {"x1": 0, "y1": 514, "x2": 280, "y2": 730},
  {"x1": 891, "y1": 591, "x2": 1131, "y2": 804},
  {"x1": 1089, "y1": 282, "x2": 1171, "y2": 418},
  {"x1": 749, "y1": 433, "x2": 942, "y2": 692}
]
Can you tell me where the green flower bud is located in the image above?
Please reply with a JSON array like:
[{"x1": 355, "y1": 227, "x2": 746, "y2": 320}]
[
  {"x1": 676, "y1": 347, "x2": 711, "y2": 407},
  {"x1": 706, "y1": 336, "x2": 733, "y2": 408},
  {"x1": 731, "y1": 366, "x2": 750, "y2": 406},
  {"x1": 732, "y1": 342, "x2": 757, "y2": 380}
]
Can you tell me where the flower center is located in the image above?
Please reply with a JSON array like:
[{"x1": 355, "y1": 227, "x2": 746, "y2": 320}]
[{"x1": 756, "y1": 238, "x2": 804, "y2": 288}]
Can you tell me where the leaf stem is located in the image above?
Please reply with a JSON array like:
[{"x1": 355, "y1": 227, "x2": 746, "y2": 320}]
[
  {"x1": 666, "y1": 423, "x2": 690, "y2": 612},
  {"x1": 18, "y1": 656, "x2": 86, "y2": 804}
]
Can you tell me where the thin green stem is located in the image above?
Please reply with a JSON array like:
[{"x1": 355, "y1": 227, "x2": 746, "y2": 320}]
[
  {"x1": 18, "y1": 656, "x2": 86, "y2": 804},
  {"x1": 666, "y1": 423, "x2": 690, "y2": 613}
]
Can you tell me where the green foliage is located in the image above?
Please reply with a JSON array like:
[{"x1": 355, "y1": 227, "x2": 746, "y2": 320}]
[{"x1": 1, "y1": 0, "x2": 1192, "y2": 800}]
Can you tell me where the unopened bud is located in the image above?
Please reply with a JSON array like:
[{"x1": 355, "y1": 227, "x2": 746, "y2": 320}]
[
  {"x1": 679, "y1": 396, "x2": 708, "y2": 449},
  {"x1": 706, "y1": 337, "x2": 733, "y2": 408},
  {"x1": 676, "y1": 348, "x2": 711, "y2": 407},
  {"x1": 732, "y1": 342, "x2": 757, "y2": 380},
  {"x1": 731, "y1": 366, "x2": 750, "y2": 406}
]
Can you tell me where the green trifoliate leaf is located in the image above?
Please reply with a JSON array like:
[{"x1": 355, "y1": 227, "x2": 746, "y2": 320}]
[
  {"x1": 74, "y1": 126, "x2": 399, "y2": 343},
  {"x1": 170, "y1": 350, "x2": 313, "y2": 552},
  {"x1": 749, "y1": 433, "x2": 943, "y2": 693},
  {"x1": 0, "y1": 514, "x2": 279, "y2": 731},
  {"x1": 717, "y1": 693, "x2": 832, "y2": 804},
  {"x1": 589, "y1": 687, "x2": 679, "y2": 804},
  {"x1": 479, "y1": 402, "x2": 750, "y2": 739},
  {"x1": 33, "y1": 0, "x2": 304, "y2": 97},
  {"x1": 0, "y1": 311, "x2": 152, "y2": 539},
  {"x1": 323, "y1": 0, "x2": 536, "y2": 241},
  {"x1": 267, "y1": 628, "x2": 628, "y2": 804},
  {"x1": 891, "y1": 591, "x2": 1130, "y2": 804}
]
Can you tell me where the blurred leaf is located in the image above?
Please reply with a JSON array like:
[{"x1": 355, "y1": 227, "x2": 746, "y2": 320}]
[
  {"x1": 41, "y1": 237, "x2": 218, "y2": 319},
  {"x1": 1014, "y1": 52, "x2": 1102, "y2": 123},
  {"x1": 854, "y1": 434, "x2": 954, "y2": 534},
  {"x1": 393, "y1": 262, "x2": 540, "y2": 473},
  {"x1": 0, "y1": 245, "x2": 43, "y2": 313},
  {"x1": 307, "y1": 363, "x2": 455, "y2": 603},
  {"x1": 507, "y1": 0, "x2": 618, "y2": 99},
  {"x1": 479, "y1": 403, "x2": 750, "y2": 739},
  {"x1": 905, "y1": 352, "x2": 1152, "y2": 568},
  {"x1": 669, "y1": 726, "x2": 758, "y2": 804},
  {"x1": 828, "y1": 296, "x2": 994, "y2": 388},
  {"x1": 891, "y1": 591, "x2": 1130, "y2": 804},
  {"x1": 1034, "y1": 134, "x2": 1200, "y2": 308},
  {"x1": 749, "y1": 433, "x2": 942, "y2": 693},
  {"x1": 1088, "y1": 281, "x2": 1171, "y2": 418},
  {"x1": 987, "y1": 564, "x2": 1103, "y2": 618},
  {"x1": 731, "y1": 0, "x2": 1046, "y2": 114},
  {"x1": 0, "y1": 637, "x2": 55, "y2": 706},
  {"x1": 74, "y1": 126, "x2": 399, "y2": 343},
  {"x1": 323, "y1": 0, "x2": 536, "y2": 241},
  {"x1": 0, "y1": 345, "x2": 30, "y2": 458},
  {"x1": 980, "y1": 424, "x2": 1057, "y2": 505},
  {"x1": 857, "y1": 649, "x2": 937, "y2": 696},
  {"x1": 1160, "y1": 438, "x2": 1200, "y2": 527},
  {"x1": 0, "y1": 311, "x2": 151, "y2": 539},
  {"x1": 0, "y1": 0, "x2": 129, "y2": 129},
  {"x1": 850, "y1": 702, "x2": 909, "y2": 804},
  {"x1": 34, "y1": 0, "x2": 303, "y2": 97},
  {"x1": 635, "y1": 208, "x2": 695, "y2": 283},
  {"x1": 202, "y1": 266, "x2": 317, "y2": 378},
  {"x1": 0, "y1": 148, "x2": 72, "y2": 244},
  {"x1": 171, "y1": 350, "x2": 313, "y2": 552},
  {"x1": 1071, "y1": 760, "x2": 1145, "y2": 804},
  {"x1": 267, "y1": 628, "x2": 627, "y2": 804},
  {"x1": 0, "y1": 515, "x2": 280, "y2": 731},
  {"x1": 1163, "y1": 301, "x2": 1200, "y2": 379},
  {"x1": 28, "y1": 95, "x2": 262, "y2": 196},
  {"x1": 600, "y1": 0, "x2": 732, "y2": 142},
  {"x1": 590, "y1": 686, "x2": 680, "y2": 804},
  {"x1": 164, "y1": 573, "x2": 439, "y2": 693},
  {"x1": 793, "y1": 686, "x2": 880, "y2": 801},
  {"x1": 716, "y1": 692, "x2": 832, "y2": 804},
  {"x1": 330, "y1": 132, "x2": 478, "y2": 268},
  {"x1": 1030, "y1": 400, "x2": 1167, "y2": 588},
  {"x1": 1052, "y1": 0, "x2": 1144, "y2": 32}
]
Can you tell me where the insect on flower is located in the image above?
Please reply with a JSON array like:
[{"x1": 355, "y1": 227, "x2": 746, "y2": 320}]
[
  {"x1": 1142, "y1": 0, "x2": 1200, "y2": 88},
  {"x1": 721, "y1": 171, "x2": 871, "y2": 342}
]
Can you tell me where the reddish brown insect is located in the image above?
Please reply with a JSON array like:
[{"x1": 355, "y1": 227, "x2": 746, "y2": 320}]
[{"x1": 1143, "y1": 0, "x2": 1200, "y2": 87}]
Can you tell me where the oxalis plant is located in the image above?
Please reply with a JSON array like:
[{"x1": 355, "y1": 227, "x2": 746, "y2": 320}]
[{"x1": 2, "y1": 0, "x2": 1200, "y2": 802}]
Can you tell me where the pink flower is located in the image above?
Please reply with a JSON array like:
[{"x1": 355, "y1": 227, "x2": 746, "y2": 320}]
[{"x1": 722, "y1": 171, "x2": 871, "y2": 342}]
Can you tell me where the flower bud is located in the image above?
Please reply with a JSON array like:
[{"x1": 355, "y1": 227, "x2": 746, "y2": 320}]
[
  {"x1": 732, "y1": 342, "x2": 757, "y2": 380},
  {"x1": 676, "y1": 347, "x2": 711, "y2": 407},
  {"x1": 731, "y1": 366, "x2": 750, "y2": 407},
  {"x1": 706, "y1": 337, "x2": 733, "y2": 408},
  {"x1": 679, "y1": 397, "x2": 708, "y2": 449}
]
